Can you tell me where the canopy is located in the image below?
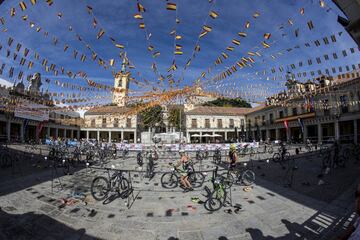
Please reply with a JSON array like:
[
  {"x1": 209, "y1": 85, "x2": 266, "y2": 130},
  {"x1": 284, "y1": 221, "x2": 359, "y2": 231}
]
[
  {"x1": 213, "y1": 134, "x2": 222, "y2": 137},
  {"x1": 203, "y1": 134, "x2": 213, "y2": 137},
  {"x1": 191, "y1": 134, "x2": 201, "y2": 137}
]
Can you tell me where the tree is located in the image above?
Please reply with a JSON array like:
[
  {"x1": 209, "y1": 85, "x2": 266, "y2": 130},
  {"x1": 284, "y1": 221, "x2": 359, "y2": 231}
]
[
  {"x1": 138, "y1": 105, "x2": 163, "y2": 131},
  {"x1": 203, "y1": 97, "x2": 251, "y2": 108},
  {"x1": 168, "y1": 108, "x2": 181, "y2": 130}
]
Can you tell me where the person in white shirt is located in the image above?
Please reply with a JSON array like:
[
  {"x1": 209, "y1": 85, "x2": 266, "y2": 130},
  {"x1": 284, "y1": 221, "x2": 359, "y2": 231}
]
[{"x1": 337, "y1": 184, "x2": 360, "y2": 240}]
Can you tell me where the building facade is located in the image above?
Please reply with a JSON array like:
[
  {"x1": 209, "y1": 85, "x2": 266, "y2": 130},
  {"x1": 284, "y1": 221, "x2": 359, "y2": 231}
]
[
  {"x1": 184, "y1": 106, "x2": 248, "y2": 143},
  {"x1": 246, "y1": 72, "x2": 360, "y2": 144}
]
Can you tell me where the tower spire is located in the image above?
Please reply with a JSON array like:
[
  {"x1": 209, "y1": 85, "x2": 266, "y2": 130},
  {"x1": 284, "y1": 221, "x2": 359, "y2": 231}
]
[{"x1": 121, "y1": 52, "x2": 127, "y2": 73}]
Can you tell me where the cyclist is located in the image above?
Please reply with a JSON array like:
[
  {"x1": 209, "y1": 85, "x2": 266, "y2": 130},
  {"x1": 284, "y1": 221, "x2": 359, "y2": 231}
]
[
  {"x1": 227, "y1": 144, "x2": 238, "y2": 169},
  {"x1": 175, "y1": 150, "x2": 193, "y2": 192},
  {"x1": 280, "y1": 141, "x2": 286, "y2": 157}
]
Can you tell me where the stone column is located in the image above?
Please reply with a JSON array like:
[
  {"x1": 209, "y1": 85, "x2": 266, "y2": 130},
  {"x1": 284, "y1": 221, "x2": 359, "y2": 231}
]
[
  {"x1": 354, "y1": 120, "x2": 358, "y2": 144},
  {"x1": 317, "y1": 123, "x2": 322, "y2": 144},
  {"x1": 109, "y1": 131, "x2": 112, "y2": 143},
  {"x1": 97, "y1": 131, "x2": 100, "y2": 141},
  {"x1": 286, "y1": 127, "x2": 291, "y2": 142},
  {"x1": 20, "y1": 121, "x2": 24, "y2": 143},
  {"x1": 134, "y1": 131, "x2": 137, "y2": 143},
  {"x1": 47, "y1": 127, "x2": 50, "y2": 139},
  {"x1": 224, "y1": 131, "x2": 228, "y2": 141},
  {"x1": 275, "y1": 128, "x2": 280, "y2": 140},
  {"x1": 86, "y1": 131, "x2": 89, "y2": 140},
  {"x1": 55, "y1": 128, "x2": 59, "y2": 139},
  {"x1": 6, "y1": 121, "x2": 10, "y2": 142},
  {"x1": 77, "y1": 130, "x2": 80, "y2": 140},
  {"x1": 200, "y1": 132, "x2": 202, "y2": 143},
  {"x1": 121, "y1": 131, "x2": 124, "y2": 142},
  {"x1": 266, "y1": 129, "x2": 270, "y2": 140},
  {"x1": 303, "y1": 125, "x2": 308, "y2": 143},
  {"x1": 335, "y1": 120, "x2": 340, "y2": 141},
  {"x1": 186, "y1": 131, "x2": 190, "y2": 143},
  {"x1": 70, "y1": 130, "x2": 74, "y2": 139}
]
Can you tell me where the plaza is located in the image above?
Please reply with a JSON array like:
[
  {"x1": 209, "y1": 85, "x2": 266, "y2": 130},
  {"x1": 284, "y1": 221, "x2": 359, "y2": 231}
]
[{"x1": 1, "y1": 0, "x2": 360, "y2": 239}]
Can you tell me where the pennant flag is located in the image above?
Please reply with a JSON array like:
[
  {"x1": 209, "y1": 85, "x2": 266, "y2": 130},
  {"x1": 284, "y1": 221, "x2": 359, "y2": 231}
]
[
  {"x1": 46, "y1": 0, "x2": 53, "y2": 6},
  {"x1": 134, "y1": 13, "x2": 143, "y2": 19},
  {"x1": 30, "y1": 0, "x2": 36, "y2": 5},
  {"x1": 175, "y1": 44, "x2": 182, "y2": 50},
  {"x1": 80, "y1": 54, "x2": 86, "y2": 62},
  {"x1": 19, "y1": 2, "x2": 27, "y2": 11},
  {"x1": 174, "y1": 51, "x2": 183, "y2": 55},
  {"x1": 199, "y1": 31, "x2": 208, "y2": 38},
  {"x1": 307, "y1": 21, "x2": 314, "y2": 30},
  {"x1": 115, "y1": 43, "x2": 124, "y2": 49},
  {"x1": 319, "y1": 0, "x2": 325, "y2": 8},
  {"x1": 226, "y1": 46, "x2": 234, "y2": 51},
  {"x1": 0, "y1": 17, "x2": 4, "y2": 25},
  {"x1": 221, "y1": 52, "x2": 229, "y2": 59},
  {"x1": 109, "y1": 59, "x2": 115, "y2": 66},
  {"x1": 97, "y1": 28, "x2": 105, "y2": 39},
  {"x1": 300, "y1": 8, "x2": 305, "y2": 15},
  {"x1": 8, "y1": 37, "x2": 13, "y2": 46},
  {"x1": 232, "y1": 39, "x2": 240, "y2": 45},
  {"x1": 262, "y1": 41, "x2": 270, "y2": 48},
  {"x1": 139, "y1": 23, "x2": 145, "y2": 29},
  {"x1": 175, "y1": 35, "x2": 182, "y2": 40},
  {"x1": 238, "y1": 32, "x2": 247, "y2": 37},
  {"x1": 288, "y1": 19, "x2": 294, "y2": 25},
  {"x1": 137, "y1": 3, "x2": 145, "y2": 12},
  {"x1": 10, "y1": 8, "x2": 16, "y2": 17},
  {"x1": 166, "y1": 3, "x2": 177, "y2": 10},
  {"x1": 153, "y1": 51, "x2": 160, "y2": 57},
  {"x1": 209, "y1": 11, "x2": 219, "y2": 19},
  {"x1": 245, "y1": 21, "x2": 250, "y2": 28},
  {"x1": 264, "y1": 33, "x2": 271, "y2": 40},
  {"x1": 93, "y1": 18, "x2": 97, "y2": 28},
  {"x1": 203, "y1": 25, "x2": 212, "y2": 32}
]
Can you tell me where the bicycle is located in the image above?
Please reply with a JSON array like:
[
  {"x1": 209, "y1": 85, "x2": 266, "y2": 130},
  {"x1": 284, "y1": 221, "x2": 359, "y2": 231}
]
[
  {"x1": 213, "y1": 147, "x2": 222, "y2": 164},
  {"x1": 220, "y1": 163, "x2": 255, "y2": 188},
  {"x1": 272, "y1": 148, "x2": 290, "y2": 165},
  {"x1": 237, "y1": 144, "x2": 255, "y2": 157},
  {"x1": 90, "y1": 169, "x2": 130, "y2": 201},
  {"x1": 204, "y1": 167, "x2": 227, "y2": 211},
  {"x1": 161, "y1": 161, "x2": 205, "y2": 189}
]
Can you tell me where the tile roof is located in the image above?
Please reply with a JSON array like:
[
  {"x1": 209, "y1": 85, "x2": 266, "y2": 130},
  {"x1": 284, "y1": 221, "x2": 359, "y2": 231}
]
[
  {"x1": 185, "y1": 106, "x2": 251, "y2": 116},
  {"x1": 84, "y1": 106, "x2": 131, "y2": 116}
]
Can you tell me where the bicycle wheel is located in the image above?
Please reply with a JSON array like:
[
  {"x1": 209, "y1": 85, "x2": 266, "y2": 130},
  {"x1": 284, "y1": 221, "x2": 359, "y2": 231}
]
[
  {"x1": 189, "y1": 172, "x2": 205, "y2": 188},
  {"x1": 283, "y1": 152, "x2": 290, "y2": 162},
  {"x1": 272, "y1": 153, "x2": 281, "y2": 163},
  {"x1": 220, "y1": 172, "x2": 234, "y2": 189},
  {"x1": 160, "y1": 172, "x2": 178, "y2": 189},
  {"x1": 267, "y1": 146, "x2": 273, "y2": 154},
  {"x1": 241, "y1": 169, "x2": 255, "y2": 186},
  {"x1": 204, "y1": 193, "x2": 222, "y2": 212},
  {"x1": 91, "y1": 176, "x2": 110, "y2": 201},
  {"x1": 117, "y1": 177, "x2": 130, "y2": 193}
]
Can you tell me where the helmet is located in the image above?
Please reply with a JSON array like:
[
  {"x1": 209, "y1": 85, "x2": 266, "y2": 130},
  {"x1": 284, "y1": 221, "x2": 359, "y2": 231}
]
[{"x1": 230, "y1": 144, "x2": 236, "y2": 150}]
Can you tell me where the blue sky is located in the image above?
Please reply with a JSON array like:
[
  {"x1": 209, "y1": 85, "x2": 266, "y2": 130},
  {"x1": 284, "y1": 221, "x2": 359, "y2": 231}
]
[{"x1": 0, "y1": 0, "x2": 359, "y2": 104}]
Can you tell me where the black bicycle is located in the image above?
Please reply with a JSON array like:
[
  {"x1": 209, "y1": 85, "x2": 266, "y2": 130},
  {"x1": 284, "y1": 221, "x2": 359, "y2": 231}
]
[
  {"x1": 90, "y1": 169, "x2": 130, "y2": 201},
  {"x1": 161, "y1": 162, "x2": 205, "y2": 189},
  {"x1": 220, "y1": 164, "x2": 255, "y2": 189},
  {"x1": 213, "y1": 148, "x2": 222, "y2": 164}
]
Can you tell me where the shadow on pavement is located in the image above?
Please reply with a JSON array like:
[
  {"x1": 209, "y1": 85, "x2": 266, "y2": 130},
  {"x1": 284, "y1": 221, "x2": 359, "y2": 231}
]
[{"x1": 0, "y1": 209, "x2": 101, "y2": 239}]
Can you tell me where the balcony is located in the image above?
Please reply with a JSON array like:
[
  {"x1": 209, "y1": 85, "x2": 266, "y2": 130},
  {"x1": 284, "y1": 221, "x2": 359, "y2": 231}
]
[{"x1": 275, "y1": 112, "x2": 316, "y2": 123}]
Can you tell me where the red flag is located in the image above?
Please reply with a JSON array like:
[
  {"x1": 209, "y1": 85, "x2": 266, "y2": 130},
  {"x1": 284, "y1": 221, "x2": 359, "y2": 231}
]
[{"x1": 284, "y1": 120, "x2": 288, "y2": 129}]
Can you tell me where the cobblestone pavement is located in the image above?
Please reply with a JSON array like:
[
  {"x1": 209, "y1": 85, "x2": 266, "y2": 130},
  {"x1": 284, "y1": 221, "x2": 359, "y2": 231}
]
[{"x1": 0, "y1": 144, "x2": 359, "y2": 240}]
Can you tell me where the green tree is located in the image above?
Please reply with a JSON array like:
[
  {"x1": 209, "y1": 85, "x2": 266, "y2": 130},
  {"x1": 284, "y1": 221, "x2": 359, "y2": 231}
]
[
  {"x1": 138, "y1": 105, "x2": 163, "y2": 131},
  {"x1": 168, "y1": 108, "x2": 181, "y2": 130},
  {"x1": 203, "y1": 98, "x2": 251, "y2": 108}
]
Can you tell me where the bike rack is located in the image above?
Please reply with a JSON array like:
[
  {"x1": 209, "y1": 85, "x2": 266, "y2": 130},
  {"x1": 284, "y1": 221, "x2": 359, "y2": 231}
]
[{"x1": 50, "y1": 159, "x2": 63, "y2": 194}]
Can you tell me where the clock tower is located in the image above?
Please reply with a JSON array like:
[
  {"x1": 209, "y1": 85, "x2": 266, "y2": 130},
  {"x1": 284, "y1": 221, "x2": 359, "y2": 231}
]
[{"x1": 112, "y1": 54, "x2": 130, "y2": 107}]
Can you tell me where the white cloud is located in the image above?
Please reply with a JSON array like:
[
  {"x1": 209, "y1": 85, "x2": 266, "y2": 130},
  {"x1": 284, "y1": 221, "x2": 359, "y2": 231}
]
[{"x1": 0, "y1": 78, "x2": 13, "y2": 88}]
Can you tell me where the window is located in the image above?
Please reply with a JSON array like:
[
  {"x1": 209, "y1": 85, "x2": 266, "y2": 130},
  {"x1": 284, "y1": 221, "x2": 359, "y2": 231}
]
[
  {"x1": 241, "y1": 119, "x2": 245, "y2": 127},
  {"x1": 191, "y1": 119, "x2": 197, "y2": 128},
  {"x1": 269, "y1": 113, "x2": 274, "y2": 124},
  {"x1": 261, "y1": 116, "x2": 265, "y2": 125},
  {"x1": 102, "y1": 118, "x2": 107, "y2": 127},
  {"x1": 340, "y1": 95, "x2": 348, "y2": 113},
  {"x1": 229, "y1": 119, "x2": 234, "y2": 128},
  {"x1": 292, "y1": 108, "x2": 297, "y2": 116},
  {"x1": 91, "y1": 119, "x2": 95, "y2": 127},
  {"x1": 205, "y1": 119, "x2": 210, "y2": 128},
  {"x1": 126, "y1": 118, "x2": 132, "y2": 128},
  {"x1": 114, "y1": 118, "x2": 119, "y2": 128},
  {"x1": 323, "y1": 99, "x2": 330, "y2": 116},
  {"x1": 217, "y1": 119, "x2": 223, "y2": 128},
  {"x1": 279, "y1": 111, "x2": 284, "y2": 119}
]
